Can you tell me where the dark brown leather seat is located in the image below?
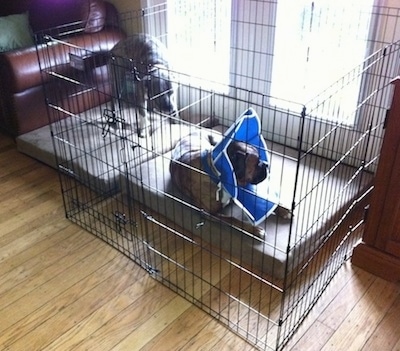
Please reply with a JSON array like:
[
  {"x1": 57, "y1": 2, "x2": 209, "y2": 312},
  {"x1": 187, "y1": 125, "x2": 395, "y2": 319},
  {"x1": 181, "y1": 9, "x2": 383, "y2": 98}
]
[{"x1": 0, "y1": 0, "x2": 125, "y2": 137}]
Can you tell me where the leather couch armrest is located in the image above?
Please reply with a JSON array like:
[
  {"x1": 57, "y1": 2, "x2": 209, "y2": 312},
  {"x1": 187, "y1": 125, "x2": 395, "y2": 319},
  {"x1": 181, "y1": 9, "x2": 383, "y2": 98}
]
[
  {"x1": 0, "y1": 46, "x2": 40, "y2": 94},
  {"x1": 0, "y1": 43, "x2": 75, "y2": 93}
]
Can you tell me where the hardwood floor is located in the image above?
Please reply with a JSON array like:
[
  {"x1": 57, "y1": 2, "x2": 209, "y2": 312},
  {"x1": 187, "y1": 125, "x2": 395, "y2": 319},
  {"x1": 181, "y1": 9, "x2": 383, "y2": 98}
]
[{"x1": 1, "y1": 132, "x2": 399, "y2": 351}]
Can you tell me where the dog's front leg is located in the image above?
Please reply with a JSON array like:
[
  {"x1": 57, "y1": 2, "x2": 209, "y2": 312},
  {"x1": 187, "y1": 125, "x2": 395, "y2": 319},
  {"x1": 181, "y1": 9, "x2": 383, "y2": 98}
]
[
  {"x1": 138, "y1": 108, "x2": 150, "y2": 138},
  {"x1": 216, "y1": 213, "x2": 266, "y2": 238},
  {"x1": 137, "y1": 85, "x2": 150, "y2": 138}
]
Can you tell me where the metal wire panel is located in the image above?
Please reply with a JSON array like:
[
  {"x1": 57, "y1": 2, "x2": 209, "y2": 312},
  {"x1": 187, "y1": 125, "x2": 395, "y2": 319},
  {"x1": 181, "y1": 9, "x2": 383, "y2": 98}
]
[{"x1": 36, "y1": 2, "x2": 400, "y2": 350}]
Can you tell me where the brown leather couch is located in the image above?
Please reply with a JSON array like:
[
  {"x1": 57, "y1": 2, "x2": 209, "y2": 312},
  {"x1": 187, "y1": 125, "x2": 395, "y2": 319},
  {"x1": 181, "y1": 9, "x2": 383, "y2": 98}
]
[{"x1": 0, "y1": 0, "x2": 125, "y2": 137}]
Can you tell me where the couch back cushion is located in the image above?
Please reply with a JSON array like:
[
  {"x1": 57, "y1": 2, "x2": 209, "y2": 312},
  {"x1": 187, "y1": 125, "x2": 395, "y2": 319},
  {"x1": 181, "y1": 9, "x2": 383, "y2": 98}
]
[
  {"x1": 0, "y1": 0, "x2": 106, "y2": 33},
  {"x1": 0, "y1": 1, "x2": 30, "y2": 17},
  {"x1": 29, "y1": 0, "x2": 85, "y2": 32}
]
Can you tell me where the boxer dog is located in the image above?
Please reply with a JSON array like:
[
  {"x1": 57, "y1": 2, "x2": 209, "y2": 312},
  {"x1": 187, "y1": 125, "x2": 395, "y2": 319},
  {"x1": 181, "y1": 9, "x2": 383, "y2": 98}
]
[
  {"x1": 170, "y1": 130, "x2": 291, "y2": 237},
  {"x1": 111, "y1": 33, "x2": 178, "y2": 137}
]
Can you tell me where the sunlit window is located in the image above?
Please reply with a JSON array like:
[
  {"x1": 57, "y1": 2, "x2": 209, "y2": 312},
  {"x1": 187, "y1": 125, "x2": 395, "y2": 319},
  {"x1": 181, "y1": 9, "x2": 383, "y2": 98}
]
[
  {"x1": 270, "y1": 0, "x2": 374, "y2": 124},
  {"x1": 167, "y1": 0, "x2": 375, "y2": 124}
]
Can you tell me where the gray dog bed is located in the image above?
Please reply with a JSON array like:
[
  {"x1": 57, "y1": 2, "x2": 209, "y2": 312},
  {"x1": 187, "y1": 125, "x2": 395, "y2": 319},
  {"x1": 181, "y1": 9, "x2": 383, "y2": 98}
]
[{"x1": 122, "y1": 145, "x2": 371, "y2": 279}]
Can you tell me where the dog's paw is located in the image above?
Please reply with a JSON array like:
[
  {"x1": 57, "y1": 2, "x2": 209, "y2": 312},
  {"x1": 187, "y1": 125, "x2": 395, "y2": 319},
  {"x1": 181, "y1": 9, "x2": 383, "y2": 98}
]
[
  {"x1": 169, "y1": 114, "x2": 180, "y2": 124},
  {"x1": 138, "y1": 115, "x2": 151, "y2": 137},
  {"x1": 275, "y1": 205, "x2": 293, "y2": 220},
  {"x1": 251, "y1": 225, "x2": 265, "y2": 238},
  {"x1": 138, "y1": 129, "x2": 146, "y2": 138},
  {"x1": 223, "y1": 216, "x2": 265, "y2": 239},
  {"x1": 138, "y1": 125, "x2": 151, "y2": 138}
]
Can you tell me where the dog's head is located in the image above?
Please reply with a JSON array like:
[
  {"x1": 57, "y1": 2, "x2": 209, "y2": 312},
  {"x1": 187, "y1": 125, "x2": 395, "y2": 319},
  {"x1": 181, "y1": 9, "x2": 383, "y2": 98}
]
[
  {"x1": 146, "y1": 65, "x2": 178, "y2": 116},
  {"x1": 227, "y1": 141, "x2": 268, "y2": 186}
]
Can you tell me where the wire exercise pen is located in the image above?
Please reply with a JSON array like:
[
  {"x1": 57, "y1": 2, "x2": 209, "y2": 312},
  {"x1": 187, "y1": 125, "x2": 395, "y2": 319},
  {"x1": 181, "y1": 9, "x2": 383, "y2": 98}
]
[{"x1": 24, "y1": 2, "x2": 400, "y2": 350}]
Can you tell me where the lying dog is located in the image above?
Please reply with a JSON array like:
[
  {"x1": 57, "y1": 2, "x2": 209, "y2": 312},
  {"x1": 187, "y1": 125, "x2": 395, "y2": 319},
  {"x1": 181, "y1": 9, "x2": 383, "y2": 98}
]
[
  {"x1": 170, "y1": 129, "x2": 291, "y2": 237},
  {"x1": 111, "y1": 33, "x2": 178, "y2": 137}
]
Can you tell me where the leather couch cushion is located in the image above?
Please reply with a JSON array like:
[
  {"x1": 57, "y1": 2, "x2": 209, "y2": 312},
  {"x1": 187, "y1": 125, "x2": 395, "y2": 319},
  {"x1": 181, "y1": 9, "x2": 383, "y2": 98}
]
[{"x1": 0, "y1": 27, "x2": 125, "y2": 93}]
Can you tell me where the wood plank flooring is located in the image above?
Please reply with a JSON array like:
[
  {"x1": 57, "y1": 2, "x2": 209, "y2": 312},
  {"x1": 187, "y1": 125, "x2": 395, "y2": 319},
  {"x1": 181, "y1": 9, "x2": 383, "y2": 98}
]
[{"x1": 1, "y1": 132, "x2": 399, "y2": 351}]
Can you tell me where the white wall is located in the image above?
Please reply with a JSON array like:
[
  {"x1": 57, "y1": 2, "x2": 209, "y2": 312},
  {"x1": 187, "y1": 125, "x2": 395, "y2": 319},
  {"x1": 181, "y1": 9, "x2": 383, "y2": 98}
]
[
  {"x1": 107, "y1": 0, "x2": 166, "y2": 13},
  {"x1": 107, "y1": 0, "x2": 142, "y2": 13}
]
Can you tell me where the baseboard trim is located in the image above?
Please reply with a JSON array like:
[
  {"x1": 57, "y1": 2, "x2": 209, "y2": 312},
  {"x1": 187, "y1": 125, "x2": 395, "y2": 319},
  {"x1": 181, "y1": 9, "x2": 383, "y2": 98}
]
[{"x1": 352, "y1": 242, "x2": 400, "y2": 282}]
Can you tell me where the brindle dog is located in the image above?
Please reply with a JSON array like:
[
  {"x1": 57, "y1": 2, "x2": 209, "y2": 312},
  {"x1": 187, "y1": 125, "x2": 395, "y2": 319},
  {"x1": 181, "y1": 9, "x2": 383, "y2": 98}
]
[{"x1": 170, "y1": 131, "x2": 291, "y2": 237}]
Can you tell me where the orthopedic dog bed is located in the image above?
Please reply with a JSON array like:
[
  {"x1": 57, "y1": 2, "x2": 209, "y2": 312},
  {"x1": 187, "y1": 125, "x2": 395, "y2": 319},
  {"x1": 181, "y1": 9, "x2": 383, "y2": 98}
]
[
  {"x1": 122, "y1": 141, "x2": 371, "y2": 279},
  {"x1": 16, "y1": 107, "x2": 192, "y2": 193}
]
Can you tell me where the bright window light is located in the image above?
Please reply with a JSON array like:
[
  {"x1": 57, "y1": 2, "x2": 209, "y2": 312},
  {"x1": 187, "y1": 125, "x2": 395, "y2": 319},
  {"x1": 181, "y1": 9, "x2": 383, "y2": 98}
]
[
  {"x1": 167, "y1": 0, "x2": 231, "y2": 91},
  {"x1": 270, "y1": 0, "x2": 374, "y2": 124}
]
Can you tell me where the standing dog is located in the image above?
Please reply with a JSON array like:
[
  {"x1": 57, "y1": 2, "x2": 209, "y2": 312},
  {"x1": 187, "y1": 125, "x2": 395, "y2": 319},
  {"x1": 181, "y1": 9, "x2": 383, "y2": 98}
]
[
  {"x1": 111, "y1": 34, "x2": 178, "y2": 137},
  {"x1": 170, "y1": 130, "x2": 274, "y2": 237}
]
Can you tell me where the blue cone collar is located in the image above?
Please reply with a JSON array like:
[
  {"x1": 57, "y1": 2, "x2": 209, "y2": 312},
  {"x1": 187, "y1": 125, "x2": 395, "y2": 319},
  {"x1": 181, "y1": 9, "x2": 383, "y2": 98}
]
[{"x1": 208, "y1": 108, "x2": 278, "y2": 225}]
